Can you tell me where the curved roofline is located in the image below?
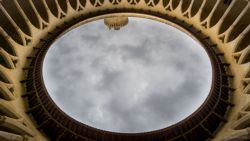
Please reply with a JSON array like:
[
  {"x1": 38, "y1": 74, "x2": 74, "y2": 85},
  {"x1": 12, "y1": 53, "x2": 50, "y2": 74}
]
[{"x1": 24, "y1": 10, "x2": 232, "y2": 141}]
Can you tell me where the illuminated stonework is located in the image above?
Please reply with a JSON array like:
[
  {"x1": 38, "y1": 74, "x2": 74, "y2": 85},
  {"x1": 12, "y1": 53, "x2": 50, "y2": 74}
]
[{"x1": 0, "y1": 0, "x2": 249, "y2": 141}]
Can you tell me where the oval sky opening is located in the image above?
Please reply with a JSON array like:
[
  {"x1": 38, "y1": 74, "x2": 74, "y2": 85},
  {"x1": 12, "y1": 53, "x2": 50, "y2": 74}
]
[{"x1": 43, "y1": 17, "x2": 212, "y2": 133}]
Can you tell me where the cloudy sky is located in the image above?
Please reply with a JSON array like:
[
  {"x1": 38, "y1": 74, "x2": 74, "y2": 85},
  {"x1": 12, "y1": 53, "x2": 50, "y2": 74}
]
[{"x1": 42, "y1": 17, "x2": 212, "y2": 133}]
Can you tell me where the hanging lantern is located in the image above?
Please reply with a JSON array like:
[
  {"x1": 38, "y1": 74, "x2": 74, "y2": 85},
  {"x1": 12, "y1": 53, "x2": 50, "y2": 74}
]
[{"x1": 104, "y1": 16, "x2": 129, "y2": 30}]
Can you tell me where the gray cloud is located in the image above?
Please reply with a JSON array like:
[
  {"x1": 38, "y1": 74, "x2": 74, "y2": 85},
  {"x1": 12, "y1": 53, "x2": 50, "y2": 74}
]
[{"x1": 42, "y1": 17, "x2": 212, "y2": 133}]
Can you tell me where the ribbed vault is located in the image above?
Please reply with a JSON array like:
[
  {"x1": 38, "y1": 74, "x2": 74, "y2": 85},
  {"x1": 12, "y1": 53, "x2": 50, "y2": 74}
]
[{"x1": 0, "y1": 0, "x2": 249, "y2": 141}]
